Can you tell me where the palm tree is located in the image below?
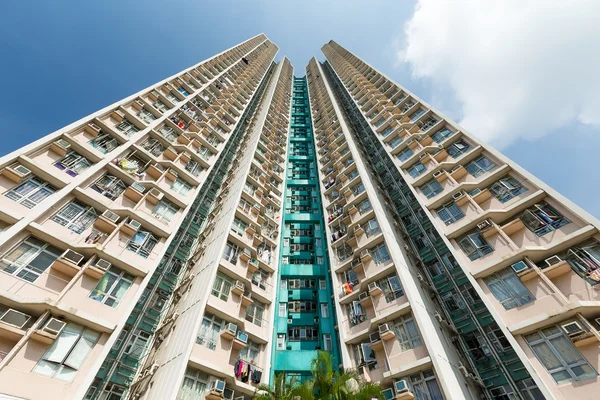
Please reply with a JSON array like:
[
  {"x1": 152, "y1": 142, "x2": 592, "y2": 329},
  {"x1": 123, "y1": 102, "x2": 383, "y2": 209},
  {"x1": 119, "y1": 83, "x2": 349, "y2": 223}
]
[{"x1": 253, "y1": 351, "x2": 383, "y2": 400}]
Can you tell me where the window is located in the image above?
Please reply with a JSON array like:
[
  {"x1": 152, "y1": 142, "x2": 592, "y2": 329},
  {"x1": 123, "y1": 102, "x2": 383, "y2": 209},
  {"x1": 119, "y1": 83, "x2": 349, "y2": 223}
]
[
  {"x1": 137, "y1": 109, "x2": 156, "y2": 124},
  {"x1": 53, "y1": 151, "x2": 92, "y2": 176},
  {"x1": 397, "y1": 148, "x2": 414, "y2": 162},
  {"x1": 320, "y1": 303, "x2": 329, "y2": 318},
  {"x1": 390, "y1": 314, "x2": 422, "y2": 350},
  {"x1": 377, "y1": 275, "x2": 404, "y2": 302},
  {"x1": 115, "y1": 119, "x2": 139, "y2": 136},
  {"x1": 446, "y1": 139, "x2": 471, "y2": 158},
  {"x1": 52, "y1": 200, "x2": 98, "y2": 234},
  {"x1": 5, "y1": 177, "x2": 55, "y2": 208},
  {"x1": 98, "y1": 383, "x2": 125, "y2": 400},
  {"x1": 389, "y1": 136, "x2": 403, "y2": 149},
  {"x1": 152, "y1": 199, "x2": 179, "y2": 223},
  {"x1": 231, "y1": 218, "x2": 247, "y2": 236},
  {"x1": 0, "y1": 237, "x2": 62, "y2": 282},
  {"x1": 436, "y1": 202, "x2": 464, "y2": 225},
  {"x1": 89, "y1": 266, "x2": 134, "y2": 307},
  {"x1": 141, "y1": 138, "x2": 164, "y2": 156},
  {"x1": 158, "y1": 126, "x2": 178, "y2": 142},
  {"x1": 409, "y1": 369, "x2": 443, "y2": 400},
  {"x1": 153, "y1": 100, "x2": 169, "y2": 113},
  {"x1": 353, "y1": 343, "x2": 377, "y2": 368},
  {"x1": 239, "y1": 340, "x2": 260, "y2": 363},
  {"x1": 432, "y1": 127, "x2": 453, "y2": 143},
  {"x1": 525, "y1": 326, "x2": 597, "y2": 384},
  {"x1": 196, "y1": 313, "x2": 223, "y2": 350},
  {"x1": 245, "y1": 301, "x2": 265, "y2": 327},
  {"x1": 212, "y1": 273, "x2": 234, "y2": 301},
  {"x1": 33, "y1": 322, "x2": 100, "y2": 382},
  {"x1": 485, "y1": 268, "x2": 535, "y2": 309},
  {"x1": 565, "y1": 241, "x2": 600, "y2": 285},
  {"x1": 409, "y1": 108, "x2": 425, "y2": 121},
  {"x1": 89, "y1": 132, "x2": 118, "y2": 154},
  {"x1": 278, "y1": 303, "x2": 287, "y2": 317},
  {"x1": 276, "y1": 334, "x2": 286, "y2": 350},
  {"x1": 441, "y1": 291, "x2": 466, "y2": 312},
  {"x1": 520, "y1": 203, "x2": 569, "y2": 236},
  {"x1": 171, "y1": 178, "x2": 192, "y2": 196},
  {"x1": 223, "y1": 241, "x2": 241, "y2": 264},
  {"x1": 489, "y1": 176, "x2": 527, "y2": 203},
  {"x1": 420, "y1": 180, "x2": 443, "y2": 199},
  {"x1": 408, "y1": 162, "x2": 426, "y2": 178},
  {"x1": 347, "y1": 301, "x2": 367, "y2": 327},
  {"x1": 178, "y1": 367, "x2": 209, "y2": 400},
  {"x1": 319, "y1": 279, "x2": 326, "y2": 290},
  {"x1": 288, "y1": 326, "x2": 319, "y2": 341},
  {"x1": 484, "y1": 324, "x2": 512, "y2": 352},
  {"x1": 370, "y1": 243, "x2": 391, "y2": 265},
  {"x1": 124, "y1": 328, "x2": 151, "y2": 358},
  {"x1": 357, "y1": 199, "x2": 372, "y2": 214},
  {"x1": 91, "y1": 174, "x2": 126, "y2": 201},
  {"x1": 251, "y1": 269, "x2": 268, "y2": 290},
  {"x1": 458, "y1": 232, "x2": 493, "y2": 260},
  {"x1": 126, "y1": 230, "x2": 159, "y2": 258},
  {"x1": 323, "y1": 334, "x2": 332, "y2": 351},
  {"x1": 465, "y1": 155, "x2": 495, "y2": 178},
  {"x1": 363, "y1": 219, "x2": 381, "y2": 237},
  {"x1": 185, "y1": 159, "x2": 203, "y2": 177},
  {"x1": 516, "y1": 378, "x2": 545, "y2": 400}
]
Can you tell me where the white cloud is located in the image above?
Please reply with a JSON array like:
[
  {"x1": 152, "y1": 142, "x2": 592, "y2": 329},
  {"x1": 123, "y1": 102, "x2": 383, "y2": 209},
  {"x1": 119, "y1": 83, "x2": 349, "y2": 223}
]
[{"x1": 397, "y1": 0, "x2": 600, "y2": 148}]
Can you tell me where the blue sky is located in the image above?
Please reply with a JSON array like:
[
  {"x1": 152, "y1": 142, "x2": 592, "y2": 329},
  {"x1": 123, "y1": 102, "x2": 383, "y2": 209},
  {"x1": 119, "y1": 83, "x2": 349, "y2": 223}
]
[{"x1": 1, "y1": 0, "x2": 598, "y2": 217}]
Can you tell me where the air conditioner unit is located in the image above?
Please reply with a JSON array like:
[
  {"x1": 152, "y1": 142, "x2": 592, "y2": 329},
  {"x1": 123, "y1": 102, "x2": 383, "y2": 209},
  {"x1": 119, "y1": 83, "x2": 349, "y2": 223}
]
[
  {"x1": 236, "y1": 330, "x2": 249, "y2": 344},
  {"x1": 61, "y1": 249, "x2": 84, "y2": 265},
  {"x1": 0, "y1": 309, "x2": 31, "y2": 329},
  {"x1": 477, "y1": 219, "x2": 492, "y2": 231},
  {"x1": 452, "y1": 191, "x2": 465, "y2": 201},
  {"x1": 434, "y1": 313, "x2": 444, "y2": 323},
  {"x1": 394, "y1": 379, "x2": 408, "y2": 393},
  {"x1": 149, "y1": 188, "x2": 164, "y2": 201},
  {"x1": 102, "y1": 209, "x2": 120, "y2": 223},
  {"x1": 378, "y1": 323, "x2": 390, "y2": 335},
  {"x1": 131, "y1": 183, "x2": 146, "y2": 193},
  {"x1": 210, "y1": 379, "x2": 226, "y2": 394},
  {"x1": 470, "y1": 188, "x2": 482, "y2": 196},
  {"x1": 381, "y1": 388, "x2": 395, "y2": 400},
  {"x1": 360, "y1": 250, "x2": 370, "y2": 259},
  {"x1": 95, "y1": 258, "x2": 111, "y2": 271},
  {"x1": 127, "y1": 219, "x2": 142, "y2": 231},
  {"x1": 234, "y1": 280, "x2": 245, "y2": 292},
  {"x1": 135, "y1": 100, "x2": 145, "y2": 108},
  {"x1": 226, "y1": 323, "x2": 238, "y2": 335},
  {"x1": 511, "y1": 261, "x2": 529, "y2": 273},
  {"x1": 419, "y1": 153, "x2": 428, "y2": 160},
  {"x1": 368, "y1": 282, "x2": 380, "y2": 292},
  {"x1": 41, "y1": 318, "x2": 66, "y2": 335},
  {"x1": 406, "y1": 139, "x2": 414, "y2": 145},
  {"x1": 8, "y1": 164, "x2": 32, "y2": 180},
  {"x1": 433, "y1": 170, "x2": 443, "y2": 178},
  {"x1": 358, "y1": 292, "x2": 368, "y2": 301},
  {"x1": 52, "y1": 139, "x2": 71, "y2": 153},
  {"x1": 545, "y1": 255, "x2": 562, "y2": 267},
  {"x1": 369, "y1": 331, "x2": 381, "y2": 343},
  {"x1": 561, "y1": 321, "x2": 584, "y2": 337}
]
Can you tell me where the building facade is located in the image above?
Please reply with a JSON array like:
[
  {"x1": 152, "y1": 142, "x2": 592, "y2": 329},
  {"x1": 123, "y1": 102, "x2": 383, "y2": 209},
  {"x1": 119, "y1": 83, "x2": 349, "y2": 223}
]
[{"x1": 0, "y1": 34, "x2": 598, "y2": 400}]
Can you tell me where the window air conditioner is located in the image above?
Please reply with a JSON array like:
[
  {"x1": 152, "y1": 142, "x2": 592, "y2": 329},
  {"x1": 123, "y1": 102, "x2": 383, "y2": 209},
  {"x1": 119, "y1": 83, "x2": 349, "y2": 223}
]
[
  {"x1": 544, "y1": 255, "x2": 562, "y2": 267},
  {"x1": 131, "y1": 183, "x2": 146, "y2": 193},
  {"x1": 101, "y1": 209, "x2": 120, "y2": 223},
  {"x1": 561, "y1": 321, "x2": 584, "y2": 337},
  {"x1": 379, "y1": 323, "x2": 390, "y2": 334},
  {"x1": 511, "y1": 261, "x2": 529, "y2": 273},
  {"x1": 369, "y1": 331, "x2": 381, "y2": 343},
  {"x1": 452, "y1": 191, "x2": 465, "y2": 201},
  {"x1": 61, "y1": 249, "x2": 85, "y2": 265},
  {"x1": 210, "y1": 379, "x2": 226, "y2": 394},
  {"x1": 394, "y1": 379, "x2": 408, "y2": 393},
  {"x1": 477, "y1": 219, "x2": 492, "y2": 231},
  {"x1": 95, "y1": 258, "x2": 111, "y2": 271},
  {"x1": 127, "y1": 219, "x2": 142, "y2": 231},
  {"x1": 358, "y1": 292, "x2": 368, "y2": 301},
  {"x1": 433, "y1": 170, "x2": 443, "y2": 178},
  {"x1": 226, "y1": 323, "x2": 238, "y2": 335},
  {"x1": 0, "y1": 309, "x2": 31, "y2": 329},
  {"x1": 41, "y1": 318, "x2": 66, "y2": 335}
]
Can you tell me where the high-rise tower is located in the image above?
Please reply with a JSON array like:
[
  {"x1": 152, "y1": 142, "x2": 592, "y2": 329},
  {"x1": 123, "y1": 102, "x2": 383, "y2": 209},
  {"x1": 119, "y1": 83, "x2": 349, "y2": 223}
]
[{"x1": 0, "y1": 34, "x2": 599, "y2": 400}]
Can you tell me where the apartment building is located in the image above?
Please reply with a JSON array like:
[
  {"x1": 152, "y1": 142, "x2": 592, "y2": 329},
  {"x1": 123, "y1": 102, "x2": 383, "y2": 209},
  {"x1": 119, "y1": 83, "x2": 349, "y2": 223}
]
[
  {"x1": 319, "y1": 40, "x2": 600, "y2": 400},
  {"x1": 0, "y1": 33, "x2": 598, "y2": 400}
]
